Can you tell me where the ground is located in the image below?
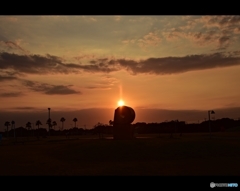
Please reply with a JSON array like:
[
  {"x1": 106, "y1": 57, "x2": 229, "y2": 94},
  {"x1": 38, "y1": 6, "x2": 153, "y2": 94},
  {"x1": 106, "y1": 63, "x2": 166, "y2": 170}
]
[{"x1": 0, "y1": 132, "x2": 240, "y2": 176}]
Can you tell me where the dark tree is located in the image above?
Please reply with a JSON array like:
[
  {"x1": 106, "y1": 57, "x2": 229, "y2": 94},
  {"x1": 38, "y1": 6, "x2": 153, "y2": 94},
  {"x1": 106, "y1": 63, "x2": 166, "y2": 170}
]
[
  {"x1": 52, "y1": 121, "x2": 57, "y2": 129},
  {"x1": 36, "y1": 120, "x2": 42, "y2": 129},
  {"x1": 73, "y1": 118, "x2": 78, "y2": 128},
  {"x1": 60, "y1": 117, "x2": 66, "y2": 130}
]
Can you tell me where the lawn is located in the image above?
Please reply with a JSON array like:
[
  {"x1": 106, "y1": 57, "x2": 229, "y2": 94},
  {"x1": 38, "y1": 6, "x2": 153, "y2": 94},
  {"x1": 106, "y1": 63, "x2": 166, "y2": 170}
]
[{"x1": 1, "y1": 132, "x2": 240, "y2": 176}]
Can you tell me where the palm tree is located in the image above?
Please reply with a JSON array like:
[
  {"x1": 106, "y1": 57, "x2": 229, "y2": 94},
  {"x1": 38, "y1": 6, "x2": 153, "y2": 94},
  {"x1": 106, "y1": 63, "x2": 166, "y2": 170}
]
[
  {"x1": 26, "y1": 122, "x2": 31, "y2": 139},
  {"x1": 60, "y1": 117, "x2": 66, "y2": 130},
  {"x1": 46, "y1": 118, "x2": 52, "y2": 130},
  {"x1": 73, "y1": 118, "x2": 78, "y2": 128},
  {"x1": 36, "y1": 120, "x2": 42, "y2": 129},
  {"x1": 36, "y1": 120, "x2": 42, "y2": 139},
  {"x1": 26, "y1": 122, "x2": 31, "y2": 130},
  {"x1": 52, "y1": 121, "x2": 57, "y2": 129},
  {"x1": 4, "y1": 121, "x2": 10, "y2": 138}
]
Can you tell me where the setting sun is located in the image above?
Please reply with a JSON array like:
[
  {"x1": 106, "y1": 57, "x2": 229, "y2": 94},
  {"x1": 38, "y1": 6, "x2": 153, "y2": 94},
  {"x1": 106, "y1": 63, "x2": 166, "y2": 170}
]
[{"x1": 118, "y1": 100, "x2": 125, "y2": 107}]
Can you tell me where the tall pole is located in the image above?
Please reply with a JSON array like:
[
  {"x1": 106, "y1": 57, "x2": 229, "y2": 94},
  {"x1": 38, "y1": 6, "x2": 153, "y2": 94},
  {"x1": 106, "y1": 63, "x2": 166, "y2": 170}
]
[{"x1": 208, "y1": 110, "x2": 215, "y2": 138}]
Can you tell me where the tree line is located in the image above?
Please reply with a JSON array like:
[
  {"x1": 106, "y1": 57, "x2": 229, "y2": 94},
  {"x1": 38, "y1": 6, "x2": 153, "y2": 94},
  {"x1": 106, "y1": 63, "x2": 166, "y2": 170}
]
[{"x1": 1, "y1": 117, "x2": 240, "y2": 138}]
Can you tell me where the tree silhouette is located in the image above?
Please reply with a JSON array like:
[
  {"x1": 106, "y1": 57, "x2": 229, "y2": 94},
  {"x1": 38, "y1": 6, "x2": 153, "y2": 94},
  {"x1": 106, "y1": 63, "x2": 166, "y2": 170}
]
[
  {"x1": 94, "y1": 122, "x2": 104, "y2": 139},
  {"x1": 46, "y1": 118, "x2": 52, "y2": 129},
  {"x1": 73, "y1": 118, "x2": 77, "y2": 128},
  {"x1": 26, "y1": 122, "x2": 31, "y2": 130},
  {"x1": 4, "y1": 121, "x2": 10, "y2": 138},
  {"x1": 46, "y1": 118, "x2": 52, "y2": 136},
  {"x1": 35, "y1": 120, "x2": 42, "y2": 139},
  {"x1": 26, "y1": 122, "x2": 32, "y2": 139},
  {"x1": 60, "y1": 117, "x2": 66, "y2": 130},
  {"x1": 36, "y1": 120, "x2": 42, "y2": 129},
  {"x1": 52, "y1": 121, "x2": 57, "y2": 129}
]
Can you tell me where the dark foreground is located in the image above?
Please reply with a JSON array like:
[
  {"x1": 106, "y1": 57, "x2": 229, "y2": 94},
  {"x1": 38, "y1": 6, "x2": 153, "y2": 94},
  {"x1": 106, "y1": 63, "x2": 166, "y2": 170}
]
[{"x1": 1, "y1": 132, "x2": 240, "y2": 176}]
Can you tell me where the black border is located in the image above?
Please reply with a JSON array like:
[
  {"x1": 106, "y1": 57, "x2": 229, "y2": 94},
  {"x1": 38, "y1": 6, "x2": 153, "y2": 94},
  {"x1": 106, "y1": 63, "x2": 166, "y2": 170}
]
[
  {"x1": 1, "y1": 1, "x2": 239, "y2": 15},
  {"x1": 1, "y1": 176, "x2": 240, "y2": 190}
]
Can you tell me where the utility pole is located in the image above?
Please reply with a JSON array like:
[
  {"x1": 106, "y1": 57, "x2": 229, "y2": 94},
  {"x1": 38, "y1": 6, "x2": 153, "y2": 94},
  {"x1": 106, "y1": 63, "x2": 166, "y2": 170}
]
[{"x1": 208, "y1": 110, "x2": 215, "y2": 138}]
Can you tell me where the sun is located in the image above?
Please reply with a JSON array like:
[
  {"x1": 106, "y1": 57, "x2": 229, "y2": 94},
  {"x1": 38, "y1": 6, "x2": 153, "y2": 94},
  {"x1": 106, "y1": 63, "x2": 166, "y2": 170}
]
[{"x1": 118, "y1": 100, "x2": 125, "y2": 107}]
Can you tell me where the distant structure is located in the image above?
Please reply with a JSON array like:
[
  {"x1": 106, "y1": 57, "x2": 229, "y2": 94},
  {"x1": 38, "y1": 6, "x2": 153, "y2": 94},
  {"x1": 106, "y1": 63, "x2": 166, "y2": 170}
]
[{"x1": 113, "y1": 105, "x2": 136, "y2": 140}]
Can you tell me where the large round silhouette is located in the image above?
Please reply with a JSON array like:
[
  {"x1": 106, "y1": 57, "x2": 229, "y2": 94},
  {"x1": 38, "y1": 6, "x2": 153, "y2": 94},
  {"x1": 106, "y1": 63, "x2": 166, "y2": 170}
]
[{"x1": 114, "y1": 106, "x2": 135, "y2": 125}]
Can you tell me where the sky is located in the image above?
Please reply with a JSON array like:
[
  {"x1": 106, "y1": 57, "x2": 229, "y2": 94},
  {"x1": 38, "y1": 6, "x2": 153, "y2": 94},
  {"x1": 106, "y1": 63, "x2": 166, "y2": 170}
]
[{"x1": 1, "y1": 15, "x2": 240, "y2": 130}]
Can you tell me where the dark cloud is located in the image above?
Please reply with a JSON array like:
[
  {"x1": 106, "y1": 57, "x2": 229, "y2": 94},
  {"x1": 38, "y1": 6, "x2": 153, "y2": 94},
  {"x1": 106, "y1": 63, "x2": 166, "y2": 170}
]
[
  {"x1": 1, "y1": 51, "x2": 240, "y2": 76},
  {"x1": 0, "y1": 39, "x2": 30, "y2": 55},
  {"x1": 22, "y1": 80, "x2": 81, "y2": 95},
  {"x1": 0, "y1": 75, "x2": 17, "y2": 81},
  {"x1": 0, "y1": 52, "x2": 118, "y2": 74},
  {"x1": 187, "y1": 30, "x2": 230, "y2": 50},
  {"x1": 0, "y1": 92, "x2": 24, "y2": 97},
  {"x1": 166, "y1": 16, "x2": 240, "y2": 50},
  {"x1": 219, "y1": 36, "x2": 230, "y2": 46},
  {"x1": 201, "y1": 16, "x2": 240, "y2": 49},
  {"x1": 84, "y1": 86, "x2": 110, "y2": 90},
  {"x1": 12, "y1": 107, "x2": 36, "y2": 110},
  {"x1": 194, "y1": 30, "x2": 217, "y2": 42},
  {"x1": 4, "y1": 41, "x2": 29, "y2": 54},
  {"x1": 208, "y1": 16, "x2": 240, "y2": 27},
  {"x1": 85, "y1": 86, "x2": 101, "y2": 89},
  {"x1": 0, "y1": 52, "x2": 67, "y2": 74},
  {"x1": 45, "y1": 85, "x2": 81, "y2": 95},
  {"x1": 109, "y1": 52, "x2": 240, "y2": 75}
]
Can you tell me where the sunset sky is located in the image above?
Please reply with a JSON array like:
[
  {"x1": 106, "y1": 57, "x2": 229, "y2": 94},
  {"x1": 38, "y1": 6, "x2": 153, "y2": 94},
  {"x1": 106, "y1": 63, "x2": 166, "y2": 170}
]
[{"x1": 1, "y1": 15, "x2": 240, "y2": 130}]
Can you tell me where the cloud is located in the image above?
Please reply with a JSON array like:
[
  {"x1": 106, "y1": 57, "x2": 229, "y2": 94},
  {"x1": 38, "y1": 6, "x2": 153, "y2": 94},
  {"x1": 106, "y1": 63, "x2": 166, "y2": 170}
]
[
  {"x1": 106, "y1": 52, "x2": 240, "y2": 75},
  {"x1": 162, "y1": 16, "x2": 240, "y2": 50},
  {"x1": 13, "y1": 107, "x2": 36, "y2": 110},
  {"x1": 45, "y1": 85, "x2": 81, "y2": 95},
  {"x1": 216, "y1": 36, "x2": 230, "y2": 50},
  {"x1": 0, "y1": 52, "x2": 64, "y2": 74},
  {"x1": 205, "y1": 16, "x2": 240, "y2": 28},
  {"x1": 0, "y1": 75, "x2": 18, "y2": 81},
  {"x1": 22, "y1": 80, "x2": 81, "y2": 95},
  {"x1": 84, "y1": 86, "x2": 111, "y2": 90},
  {"x1": 1, "y1": 51, "x2": 240, "y2": 76},
  {"x1": 122, "y1": 32, "x2": 161, "y2": 49},
  {"x1": 0, "y1": 92, "x2": 24, "y2": 97},
  {"x1": 163, "y1": 28, "x2": 231, "y2": 50},
  {"x1": 189, "y1": 31, "x2": 231, "y2": 50},
  {"x1": 137, "y1": 32, "x2": 161, "y2": 48},
  {"x1": 0, "y1": 52, "x2": 118, "y2": 74},
  {"x1": 0, "y1": 40, "x2": 29, "y2": 54}
]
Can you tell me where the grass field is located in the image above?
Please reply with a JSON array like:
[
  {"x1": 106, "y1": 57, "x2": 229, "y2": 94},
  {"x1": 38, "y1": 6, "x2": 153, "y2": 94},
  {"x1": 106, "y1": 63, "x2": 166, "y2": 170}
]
[{"x1": 1, "y1": 132, "x2": 240, "y2": 176}]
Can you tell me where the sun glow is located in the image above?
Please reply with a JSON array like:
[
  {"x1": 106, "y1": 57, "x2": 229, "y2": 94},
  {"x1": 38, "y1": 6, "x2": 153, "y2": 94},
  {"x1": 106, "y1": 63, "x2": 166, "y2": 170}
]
[{"x1": 118, "y1": 100, "x2": 125, "y2": 107}]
